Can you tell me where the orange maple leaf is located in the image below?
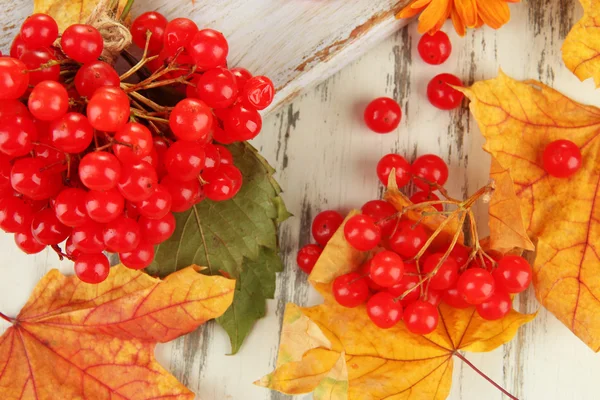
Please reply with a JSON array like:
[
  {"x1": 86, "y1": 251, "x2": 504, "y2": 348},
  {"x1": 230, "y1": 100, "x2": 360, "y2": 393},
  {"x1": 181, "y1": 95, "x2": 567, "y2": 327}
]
[
  {"x1": 462, "y1": 71, "x2": 600, "y2": 350},
  {"x1": 0, "y1": 265, "x2": 234, "y2": 399},
  {"x1": 562, "y1": 0, "x2": 600, "y2": 87}
]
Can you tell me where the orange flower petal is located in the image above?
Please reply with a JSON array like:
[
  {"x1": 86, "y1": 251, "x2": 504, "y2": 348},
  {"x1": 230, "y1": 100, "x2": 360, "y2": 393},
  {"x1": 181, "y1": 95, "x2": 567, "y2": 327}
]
[
  {"x1": 451, "y1": 8, "x2": 467, "y2": 37},
  {"x1": 417, "y1": 0, "x2": 451, "y2": 34},
  {"x1": 455, "y1": 0, "x2": 478, "y2": 27},
  {"x1": 477, "y1": 0, "x2": 511, "y2": 29}
]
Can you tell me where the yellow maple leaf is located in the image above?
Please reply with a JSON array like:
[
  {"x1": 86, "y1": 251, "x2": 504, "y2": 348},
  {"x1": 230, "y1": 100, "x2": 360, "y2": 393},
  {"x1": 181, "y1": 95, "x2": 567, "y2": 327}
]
[
  {"x1": 462, "y1": 71, "x2": 600, "y2": 350},
  {"x1": 257, "y1": 189, "x2": 535, "y2": 399},
  {"x1": 562, "y1": 0, "x2": 600, "y2": 87},
  {"x1": 33, "y1": 0, "x2": 130, "y2": 31},
  {"x1": 0, "y1": 265, "x2": 234, "y2": 399}
]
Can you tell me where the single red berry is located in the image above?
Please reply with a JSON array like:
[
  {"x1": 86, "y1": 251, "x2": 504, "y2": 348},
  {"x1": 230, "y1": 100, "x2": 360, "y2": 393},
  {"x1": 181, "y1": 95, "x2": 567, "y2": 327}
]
[
  {"x1": 85, "y1": 189, "x2": 125, "y2": 223},
  {"x1": 49, "y1": 112, "x2": 94, "y2": 154},
  {"x1": 197, "y1": 67, "x2": 239, "y2": 109},
  {"x1": 456, "y1": 268, "x2": 496, "y2": 305},
  {"x1": 242, "y1": 75, "x2": 275, "y2": 110},
  {"x1": 332, "y1": 272, "x2": 370, "y2": 308},
  {"x1": 79, "y1": 151, "x2": 121, "y2": 191},
  {"x1": 403, "y1": 300, "x2": 439, "y2": 334},
  {"x1": 138, "y1": 212, "x2": 176, "y2": 244},
  {"x1": 0, "y1": 57, "x2": 29, "y2": 100},
  {"x1": 28, "y1": 80, "x2": 69, "y2": 121},
  {"x1": 61, "y1": 24, "x2": 103, "y2": 63},
  {"x1": 31, "y1": 208, "x2": 71, "y2": 245},
  {"x1": 424, "y1": 290, "x2": 442, "y2": 307},
  {"x1": 169, "y1": 98, "x2": 213, "y2": 142},
  {"x1": 54, "y1": 188, "x2": 89, "y2": 227},
  {"x1": 369, "y1": 250, "x2": 404, "y2": 288},
  {"x1": 10, "y1": 35, "x2": 29, "y2": 59},
  {"x1": 11, "y1": 157, "x2": 62, "y2": 200},
  {"x1": 19, "y1": 48, "x2": 59, "y2": 85},
  {"x1": 437, "y1": 243, "x2": 471, "y2": 268},
  {"x1": 117, "y1": 161, "x2": 158, "y2": 202},
  {"x1": 366, "y1": 292, "x2": 403, "y2": 329},
  {"x1": 493, "y1": 255, "x2": 532, "y2": 293},
  {"x1": 542, "y1": 139, "x2": 582, "y2": 178},
  {"x1": 311, "y1": 210, "x2": 344, "y2": 246},
  {"x1": 297, "y1": 244, "x2": 322, "y2": 274},
  {"x1": 103, "y1": 215, "x2": 141, "y2": 253},
  {"x1": 360, "y1": 200, "x2": 398, "y2": 237},
  {"x1": 74, "y1": 61, "x2": 120, "y2": 98},
  {"x1": 476, "y1": 290, "x2": 512, "y2": 321},
  {"x1": 204, "y1": 168, "x2": 236, "y2": 202},
  {"x1": 376, "y1": 154, "x2": 411, "y2": 188},
  {"x1": 214, "y1": 145, "x2": 233, "y2": 165},
  {"x1": 422, "y1": 253, "x2": 459, "y2": 291},
  {"x1": 163, "y1": 18, "x2": 198, "y2": 54},
  {"x1": 130, "y1": 11, "x2": 168, "y2": 55},
  {"x1": 389, "y1": 219, "x2": 428, "y2": 258},
  {"x1": 418, "y1": 31, "x2": 452, "y2": 65},
  {"x1": 223, "y1": 103, "x2": 262, "y2": 141},
  {"x1": 187, "y1": 29, "x2": 229, "y2": 70},
  {"x1": 87, "y1": 87, "x2": 130, "y2": 132},
  {"x1": 359, "y1": 259, "x2": 385, "y2": 291},
  {"x1": 363, "y1": 97, "x2": 402, "y2": 134},
  {"x1": 74, "y1": 253, "x2": 110, "y2": 284},
  {"x1": 15, "y1": 230, "x2": 45, "y2": 254},
  {"x1": 0, "y1": 197, "x2": 34, "y2": 233},
  {"x1": 220, "y1": 164, "x2": 242, "y2": 195},
  {"x1": 343, "y1": 214, "x2": 381, "y2": 251},
  {"x1": 136, "y1": 184, "x2": 172, "y2": 220},
  {"x1": 200, "y1": 143, "x2": 221, "y2": 180},
  {"x1": 120, "y1": 241, "x2": 155, "y2": 270},
  {"x1": 0, "y1": 101, "x2": 37, "y2": 157},
  {"x1": 71, "y1": 221, "x2": 106, "y2": 254},
  {"x1": 20, "y1": 14, "x2": 58, "y2": 49},
  {"x1": 114, "y1": 123, "x2": 154, "y2": 163},
  {"x1": 411, "y1": 154, "x2": 449, "y2": 191},
  {"x1": 161, "y1": 175, "x2": 202, "y2": 212},
  {"x1": 427, "y1": 73, "x2": 464, "y2": 110},
  {"x1": 231, "y1": 67, "x2": 252, "y2": 90},
  {"x1": 442, "y1": 285, "x2": 471, "y2": 309},
  {"x1": 388, "y1": 261, "x2": 421, "y2": 304},
  {"x1": 410, "y1": 191, "x2": 443, "y2": 212},
  {"x1": 164, "y1": 140, "x2": 205, "y2": 182},
  {"x1": 64, "y1": 236, "x2": 81, "y2": 259}
]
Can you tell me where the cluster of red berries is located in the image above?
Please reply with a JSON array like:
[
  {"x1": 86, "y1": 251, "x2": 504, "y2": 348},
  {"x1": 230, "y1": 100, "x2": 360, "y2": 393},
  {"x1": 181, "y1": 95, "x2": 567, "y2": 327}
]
[{"x1": 0, "y1": 12, "x2": 274, "y2": 284}]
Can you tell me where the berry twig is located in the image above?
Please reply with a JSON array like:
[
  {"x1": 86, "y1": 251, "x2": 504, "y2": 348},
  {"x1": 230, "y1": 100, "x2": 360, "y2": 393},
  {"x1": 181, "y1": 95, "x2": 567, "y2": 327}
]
[{"x1": 454, "y1": 351, "x2": 518, "y2": 400}]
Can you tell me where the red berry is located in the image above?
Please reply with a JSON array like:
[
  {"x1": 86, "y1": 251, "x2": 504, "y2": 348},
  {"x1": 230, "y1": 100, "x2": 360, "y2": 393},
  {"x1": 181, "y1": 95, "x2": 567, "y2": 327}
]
[
  {"x1": 74, "y1": 253, "x2": 110, "y2": 284},
  {"x1": 493, "y1": 255, "x2": 532, "y2": 294},
  {"x1": 204, "y1": 168, "x2": 236, "y2": 201},
  {"x1": 117, "y1": 161, "x2": 158, "y2": 202},
  {"x1": 85, "y1": 189, "x2": 124, "y2": 223},
  {"x1": 197, "y1": 67, "x2": 238, "y2": 109},
  {"x1": 54, "y1": 188, "x2": 89, "y2": 227},
  {"x1": 418, "y1": 31, "x2": 452, "y2": 65},
  {"x1": 364, "y1": 97, "x2": 402, "y2": 134},
  {"x1": 0, "y1": 57, "x2": 29, "y2": 100},
  {"x1": 71, "y1": 221, "x2": 106, "y2": 254},
  {"x1": 214, "y1": 145, "x2": 233, "y2": 165},
  {"x1": 476, "y1": 290, "x2": 512, "y2": 320},
  {"x1": 231, "y1": 67, "x2": 252, "y2": 90},
  {"x1": 79, "y1": 151, "x2": 121, "y2": 191},
  {"x1": 242, "y1": 76, "x2": 274, "y2": 110},
  {"x1": 220, "y1": 165, "x2": 242, "y2": 195},
  {"x1": 332, "y1": 272, "x2": 370, "y2": 308},
  {"x1": 10, "y1": 35, "x2": 29, "y2": 59},
  {"x1": 427, "y1": 73, "x2": 464, "y2": 110},
  {"x1": 138, "y1": 212, "x2": 176, "y2": 244},
  {"x1": 542, "y1": 139, "x2": 582, "y2": 178},
  {"x1": 297, "y1": 244, "x2": 322, "y2": 274},
  {"x1": 200, "y1": 143, "x2": 221, "y2": 180},
  {"x1": 360, "y1": 259, "x2": 385, "y2": 292},
  {"x1": 103, "y1": 215, "x2": 141, "y2": 252},
  {"x1": 389, "y1": 219, "x2": 428, "y2": 258},
  {"x1": 410, "y1": 191, "x2": 443, "y2": 212},
  {"x1": 366, "y1": 292, "x2": 403, "y2": 329},
  {"x1": 424, "y1": 290, "x2": 442, "y2": 307},
  {"x1": 360, "y1": 200, "x2": 397, "y2": 237},
  {"x1": 15, "y1": 230, "x2": 45, "y2": 254},
  {"x1": 161, "y1": 175, "x2": 202, "y2": 212},
  {"x1": 223, "y1": 103, "x2": 262, "y2": 141},
  {"x1": 169, "y1": 98, "x2": 213, "y2": 142},
  {"x1": 87, "y1": 87, "x2": 130, "y2": 132},
  {"x1": 49, "y1": 112, "x2": 94, "y2": 153},
  {"x1": 187, "y1": 29, "x2": 229, "y2": 70},
  {"x1": 0, "y1": 101, "x2": 37, "y2": 157},
  {"x1": 120, "y1": 242, "x2": 155, "y2": 270},
  {"x1": 164, "y1": 140, "x2": 205, "y2": 182},
  {"x1": 74, "y1": 61, "x2": 120, "y2": 98},
  {"x1": 403, "y1": 300, "x2": 439, "y2": 334},
  {"x1": 64, "y1": 236, "x2": 81, "y2": 259},
  {"x1": 442, "y1": 285, "x2": 471, "y2": 309},
  {"x1": 31, "y1": 208, "x2": 71, "y2": 245},
  {"x1": 130, "y1": 11, "x2": 167, "y2": 55},
  {"x1": 28, "y1": 80, "x2": 69, "y2": 121},
  {"x1": 311, "y1": 210, "x2": 344, "y2": 246},
  {"x1": 376, "y1": 154, "x2": 411, "y2": 188},
  {"x1": 114, "y1": 123, "x2": 153, "y2": 163},
  {"x1": 422, "y1": 253, "x2": 459, "y2": 291},
  {"x1": 369, "y1": 251, "x2": 404, "y2": 288},
  {"x1": 11, "y1": 157, "x2": 62, "y2": 200},
  {"x1": 411, "y1": 154, "x2": 449, "y2": 191},
  {"x1": 437, "y1": 243, "x2": 470, "y2": 268},
  {"x1": 0, "y1": 197, "x2": 34, "y2": 233},
  {"x1": 61, "y1": 24, "x2": 103, "y2": 64},
  {"x1": 388, "y1": 261, "x2": 421, "y2": 304},
  {"x1": 20, "y1": 14, "x2": 58, "y2": 49},
  {"x1": 136, "y1": 184, "x2": 172, "y2": 220},
  {"x1": 19, "y1": 48, "x2": 59, "y2": 86},
  {"x1": 152, "y1": 138, "x2": 169, "y2": 178},
  {"x1": 456, "y1": 268, "x2": 495, "y2": 305},
  {"x1": 164, "y1": 18, "x2": 198, "y2": 54},
  {"x1": 343, "y1": 214, "x2": 381, "y2": 251}
]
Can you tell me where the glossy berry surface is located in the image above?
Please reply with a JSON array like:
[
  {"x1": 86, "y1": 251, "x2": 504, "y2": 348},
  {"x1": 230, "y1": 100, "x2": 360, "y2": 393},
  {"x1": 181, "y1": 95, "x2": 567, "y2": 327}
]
[
  {"x1": 85, "y1": 189, "x2": 124, "y2": 223},
  {"x1": 366, "y1": 292, "x2": 403, "y2": 329},
  {"x1": 0, "y1": 57, "x2": 29, "y2": 100},
  {"x1": 360, "y1": 200, "x2": 397, "y2": 236},
  {"x1": 223, "y1": 104, "x2": 262, "y2": 141},
  {"x1": 411, "y1": 154, "x2": 449, "y2": 191},
  {"x1": 20, "y1": 14, "x2": 59, "y2": 49},
  {"x1": 196, "y1": 67, "x2": 238, "y2": 109},
  {"x1": 117, "y1": 161, "x2": 158, "y2": 202},
  {"x1": 71, "y1": 221, "x2": 106, "y2": 254},
  {"x1": 103, "y1": 215, "x2": 141, "y2": 253},
  {"x1": 74, "y1": 61, "x2": 120, "y2": 98},
  {"x1": 169, "y1": 98, "x2": 213, "y2": 142},
  {"x1": 79, "y1": 151, "x2": 121, "y2": 191},
  {"x1": 138, "y1": 213, "x2": 176, "y2": 244},
  {"x1": 364, "y1": 97, "x2": 402, "y2": 134},
  {"x1": 15, "y1": 230, "x2": 45, "y2": 254},
  {"x1": 187, "y1": 29, "x2": 229, "y2": 70},
  {"x1": 130, "y1": 11, "x2": 168, "y2": 55},
  {"x1": 161, "y1": 175, "x2": 201, "y2": 212},
  {"x1": 0, "y1": 197, "x2": 34, "y2": 233},
  {"x1": 427, "y1": 73, "x2": 464, "y2": 110},
  {"x1": 74, "y1": 253, "x2": 110, "y2": 284},
  {"x1": 297, "y1": 244, "x2": 322, "y2": 274},
  {"x1": 31, "y1": 208, "x2": 71, "y2": 245},
  {"x1": 136, "y1": 184, "x2": 172, "y2": 219},
  {"x1": 61, "y1": 24, "x2": 103, "y2": 64},
  {"x1": 389, "y1": 219, "x2": 428, "y2": 258},
  {"x1": 19, "y1": 49, "x2": 59, "y2": 85},
  {"x1": 242, "y1": 76, "x2": 274, "y2": 110},
  {"x1": 11, "y1": 157, "x2": 62, "y2": 200},
  {"x1": 442, "y1": 285, "x2": 471, "y2": 309},
  {"x1": 422, "y1": 253, "x2": 459, "y2": 291},
  {"x1": 388, "y1": 261, "x2": 421, "y2": 304},
  {"x1": 418, "y1": 31, "x2": 452, "y2": 65},
  {"x1": 476, "y1": 290, "x2": 512, "y2": 320},
  {"x1": 343, "y1": 214, "x2": 381, "y2": 251},
  {"x1": 493, "y1": 255, "x2": 532, "y2": 293},
  {"x1": 87, "y1": 87, "x2": 130, "y2": 132},
  {"x1": 49, "y1": 112, "x2": 94, "y2": 153},
  {"x1": 456, "y1": 268, "x2": 496, "y2": 305},
  {"x1": 120, "y1": 242, "x2": 155, "y2": 270},
  {"x1": 28, "y1": 80, "x2": 69, "y2": 121},
  {"x1": 332, "y1": 272, "x2": 370, "y2": 308},
  {"x1": 54, "y1": 188, "x2": 89, "y2": 227},
  {"x1": 403, "y1": 300, "x2": 439, "y2": 335},
  {"x1": 164, "y1": 140, "x2": 205, "y2": 181},
  {"x1": 164, "y1": 18, "x2": 198, "y2": 53},
  {"x1": 377, "y1": 154, "x2": 411, "y2": 188},
  {"x1": 542, "y1": 140, "x2": 582, "y2": 178},
  {"x1": 114, "y1": 123, "x2": 154, "y2": 163},
  {"x1": 369, "y1": 251, "x2": 404, "y2": 288},
  {"x1": 311, "y1": 210, "x2": 344, "y2": 246}
]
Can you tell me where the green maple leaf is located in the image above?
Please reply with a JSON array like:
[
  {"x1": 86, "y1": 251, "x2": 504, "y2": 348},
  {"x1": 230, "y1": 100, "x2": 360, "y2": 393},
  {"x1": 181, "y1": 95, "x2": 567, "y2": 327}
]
[{"x1": 146, "y1": 141, "x2": 290, "y2": 354}]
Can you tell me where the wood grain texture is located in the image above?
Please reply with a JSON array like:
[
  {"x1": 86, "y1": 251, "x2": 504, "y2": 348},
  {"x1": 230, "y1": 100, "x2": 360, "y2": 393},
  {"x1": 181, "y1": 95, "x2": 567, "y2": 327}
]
[{"x1": 1, "y1": 0, "x2": 600, "y2": 399}]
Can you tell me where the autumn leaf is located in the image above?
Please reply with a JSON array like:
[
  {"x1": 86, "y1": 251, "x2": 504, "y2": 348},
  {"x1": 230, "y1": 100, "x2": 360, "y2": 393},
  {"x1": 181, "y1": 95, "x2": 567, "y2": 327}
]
[
  {"x1": 33, "y1": 0, "x2": 130, "y2": 31},
  {"x1": 257, "y1": 193, "x2": 534, "y2": 399},
  {"x1": 562, "y1": 0, "x2": 600, "y2": 87},
  {"x1": 0, "y1": 264, "x2": 234, "y2": 399},
  {"x1": 462, "y1": 71, "x2": 600, "y2": 350},
  {"x1": 147, "y1": 142, "x2": 290, "y2": 354}
]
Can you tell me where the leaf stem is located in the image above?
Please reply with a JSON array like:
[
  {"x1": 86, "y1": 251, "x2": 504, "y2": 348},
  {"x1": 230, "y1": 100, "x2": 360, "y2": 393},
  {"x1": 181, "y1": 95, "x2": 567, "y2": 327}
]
[
  {"x1": 0, "y1": 312, "x2": 14, "y2": 324},
  {"x1": 453, "y1": 352, "x2": 518, "y2": 400}
]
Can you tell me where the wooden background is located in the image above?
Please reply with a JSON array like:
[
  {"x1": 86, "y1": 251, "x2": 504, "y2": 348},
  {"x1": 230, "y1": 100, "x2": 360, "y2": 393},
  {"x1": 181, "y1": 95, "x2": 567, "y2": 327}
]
[{"x1": 1, "y1": 0, "x2": 600, "y2": 399}]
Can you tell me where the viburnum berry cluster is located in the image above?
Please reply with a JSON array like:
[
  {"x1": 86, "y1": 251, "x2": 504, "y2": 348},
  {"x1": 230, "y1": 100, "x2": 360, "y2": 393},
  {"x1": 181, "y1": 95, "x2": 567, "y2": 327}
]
[
  {"x1": 0, "y1": 11, "x2": 274, "y2": 284},
  {"x1": 297, "y1": 151, "x2": 533, "y2": 335}
]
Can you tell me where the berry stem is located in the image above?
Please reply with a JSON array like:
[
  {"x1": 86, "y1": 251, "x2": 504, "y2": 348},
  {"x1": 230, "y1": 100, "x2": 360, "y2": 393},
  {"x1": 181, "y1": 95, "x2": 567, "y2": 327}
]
[
  {"x1": 453, "y1": 352, "x2": 518, "y2": 400},
  {"x1": 0, "y1": 312, "x2": 14, "y2": 324}
]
